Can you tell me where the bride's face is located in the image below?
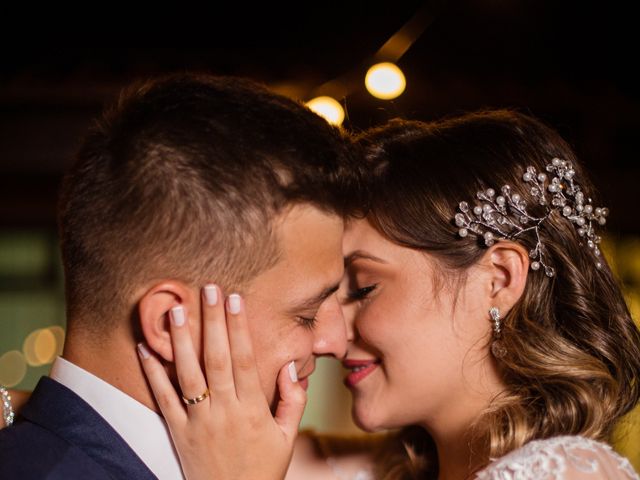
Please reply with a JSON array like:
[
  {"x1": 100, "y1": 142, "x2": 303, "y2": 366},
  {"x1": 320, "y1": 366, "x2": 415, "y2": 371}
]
[{"x1": 340, "y1": 218, "x2": 503, "y2": 433}]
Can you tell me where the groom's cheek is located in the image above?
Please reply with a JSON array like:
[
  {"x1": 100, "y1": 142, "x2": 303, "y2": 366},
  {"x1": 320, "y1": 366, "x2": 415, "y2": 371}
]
[
  {"x1": 256, "y1": 346, "x2": 295, "y2": 412},
  {"x1": 253, "y1": 357, "x2": 279, "y2": 412}
]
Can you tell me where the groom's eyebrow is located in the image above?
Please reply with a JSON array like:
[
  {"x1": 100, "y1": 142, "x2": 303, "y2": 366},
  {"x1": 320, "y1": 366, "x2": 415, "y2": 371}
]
[{"x1": 294, "y1": 283, "x2": 341, "y2": 310}]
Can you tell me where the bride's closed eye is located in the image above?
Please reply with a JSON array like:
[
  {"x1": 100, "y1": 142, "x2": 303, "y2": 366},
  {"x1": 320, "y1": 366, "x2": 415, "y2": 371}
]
[{"x1": 348, "y1": 284, "x2": 377, "y2": 300}]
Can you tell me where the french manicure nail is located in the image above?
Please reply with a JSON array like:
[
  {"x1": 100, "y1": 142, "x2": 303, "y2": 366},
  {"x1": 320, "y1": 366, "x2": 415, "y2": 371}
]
[
  {"x1": 288, "y1": 361, "x2": 298, "y2": 383},
  {"x1": 171, "y1": 305, "x2": 185, "y2": 326},
  {"x1": 228, "y1": 294, "x2": 241, "y2": 315},
  {"x1": 137, "y1": 343, "x2": 150, "y2": 360},
  {"x1": 204, "y1": 284, "x2": 218, "y2": 306}
]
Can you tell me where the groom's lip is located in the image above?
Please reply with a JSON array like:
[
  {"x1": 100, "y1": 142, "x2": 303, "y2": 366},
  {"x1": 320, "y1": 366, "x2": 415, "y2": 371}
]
[
  {"x1": 299, "y1": 377, "x2": 309, "y2": 390},
  {"x1": 297, "y1": 365, "x2": 315, "y2": 391},
  {"x1": 298, "y1": 371, "x2": 313, "y2": 391}
]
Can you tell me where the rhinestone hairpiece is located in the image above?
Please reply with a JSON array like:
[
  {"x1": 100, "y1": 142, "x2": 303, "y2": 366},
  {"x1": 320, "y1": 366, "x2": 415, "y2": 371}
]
[{"x1": 454, "y1": 157, "x2": 608, "y2": 277}]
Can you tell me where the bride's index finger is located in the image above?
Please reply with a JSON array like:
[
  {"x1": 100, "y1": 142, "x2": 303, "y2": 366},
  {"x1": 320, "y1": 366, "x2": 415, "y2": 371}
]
[{"x1": 202, "y1": 284, "x2": 235, "y2": 401}]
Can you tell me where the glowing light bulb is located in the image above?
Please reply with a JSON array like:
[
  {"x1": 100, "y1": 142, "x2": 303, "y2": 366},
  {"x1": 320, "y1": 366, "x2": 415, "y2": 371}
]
[
  {"x1": 365, "y1": 62, "x2": 406, "y2": 100},
  {"x1": 306, "y1": 96, "x2": 345, "y2": 126}
]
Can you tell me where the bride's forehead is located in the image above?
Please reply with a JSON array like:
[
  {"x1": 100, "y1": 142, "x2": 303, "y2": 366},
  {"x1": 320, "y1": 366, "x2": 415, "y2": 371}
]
[
  {"x1": 343, "y1": 219, "x2": 401, "y2": 258},
  {"x1": 343, "y1": 219, "x2": 379, "y2": 245}
]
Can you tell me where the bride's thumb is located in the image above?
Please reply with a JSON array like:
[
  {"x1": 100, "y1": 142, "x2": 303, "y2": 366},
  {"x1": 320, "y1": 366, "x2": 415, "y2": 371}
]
[{"x1": 274, "y1": 361, "x2": 307, "y2": 442}]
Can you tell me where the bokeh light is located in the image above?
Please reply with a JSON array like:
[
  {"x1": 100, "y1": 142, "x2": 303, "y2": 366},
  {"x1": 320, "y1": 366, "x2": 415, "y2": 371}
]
[
  {"x1": 0, "y1": 350, "x2": 27, "y2": 387},
  {"x1": 365, "y1": 62, "x2": 406, "y2": 100},
  {"x1": 48, "y1": 326, "x2": 65, "y2": 359},
  {"x1": 306, "y1": 96, "x2": 345, "y2": 126},
  {"x1": 34, "y1": 328, "x2": 56, "y2": 364},
  {"x1": 23, "y1": 329, "x2": 43, "y2": 366},
  {"x1": 23, "y1": 326, "x2": 64, "y2": 366}
]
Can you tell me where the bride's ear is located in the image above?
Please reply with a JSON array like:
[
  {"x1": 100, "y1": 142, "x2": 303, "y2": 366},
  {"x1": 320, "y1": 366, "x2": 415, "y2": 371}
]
[
  {"x1": 485, "y1": 242, "x2": 529, "y2": 312},
  {"x1": 138, "y1": 281, "x2": 198, "y2": 362}
]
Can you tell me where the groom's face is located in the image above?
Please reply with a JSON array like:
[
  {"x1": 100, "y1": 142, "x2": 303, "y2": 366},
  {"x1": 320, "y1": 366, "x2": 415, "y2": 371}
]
[{"x1": 241, "y1": 203, "x2": 347, "y2": 407}]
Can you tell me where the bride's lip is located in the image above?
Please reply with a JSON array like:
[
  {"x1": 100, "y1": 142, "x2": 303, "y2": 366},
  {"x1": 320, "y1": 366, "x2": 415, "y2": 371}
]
[
  {"x1": 343, "y1": 358, "x2": 378, "y2": 368},
  {"x1": 342, "y1": 358, "x2": 380, "y2": 388}
]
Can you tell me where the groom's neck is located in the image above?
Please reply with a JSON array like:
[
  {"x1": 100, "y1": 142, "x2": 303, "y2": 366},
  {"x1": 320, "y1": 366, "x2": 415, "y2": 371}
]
[{"x1": 62, "y1": 330, "x2": 159, "y2": 413}]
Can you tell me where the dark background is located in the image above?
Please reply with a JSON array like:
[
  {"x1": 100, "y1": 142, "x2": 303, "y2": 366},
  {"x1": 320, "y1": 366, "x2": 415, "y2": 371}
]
[
  {"x1": 0, "y1": 4, "x2": 639, "y2": 463},
  {"x1": 1, "y1": 1, "x2": 638, "y2": 233}
]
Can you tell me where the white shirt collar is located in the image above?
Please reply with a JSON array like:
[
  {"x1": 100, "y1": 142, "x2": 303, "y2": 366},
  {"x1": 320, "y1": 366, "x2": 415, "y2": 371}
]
[{"x1": 50, "y1": 356, "x2": 185, "y2": 480}]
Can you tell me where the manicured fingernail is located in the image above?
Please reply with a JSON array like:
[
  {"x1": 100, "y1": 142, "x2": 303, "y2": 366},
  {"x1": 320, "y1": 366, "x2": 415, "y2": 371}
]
[
  {"x1": 228, "y1": 294, "x2": 241, "y2": 315},
  {"x1": 137, "y1": 343, "x2": 150, "y2": 360},
  {"x1": 204, "y1": 284, "x2": 218, "y2": 306},
  {"x1": 171, "y1": 305, "x2": 185, "y2": 326},
  {"x1": 288, "y1": 361, "x2": 298, "y2": 382}
]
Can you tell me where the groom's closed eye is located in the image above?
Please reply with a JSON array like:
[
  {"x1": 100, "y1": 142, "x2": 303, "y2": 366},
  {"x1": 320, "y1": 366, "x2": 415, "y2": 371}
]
[
  {"x1": 288, "y1": 283, "x2": 340, "y2": 327},
  {"x1": 296, "y1": 313, "x2": 319, "y2": 330}
]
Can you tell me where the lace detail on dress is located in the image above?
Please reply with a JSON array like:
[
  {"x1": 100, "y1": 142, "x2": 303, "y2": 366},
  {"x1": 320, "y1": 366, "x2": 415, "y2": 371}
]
[
  {"x1": 326, "y1": 457, "x2": 374, "y2": 480},
  {"x1": 476, "y1": 435, "x2": 639, "y2": 480}
]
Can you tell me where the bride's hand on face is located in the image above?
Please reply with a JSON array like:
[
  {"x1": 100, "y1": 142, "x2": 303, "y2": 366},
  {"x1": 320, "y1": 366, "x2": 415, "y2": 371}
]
[{"x1": 138, "y1": 285, "x2": 307, "y2": 480}]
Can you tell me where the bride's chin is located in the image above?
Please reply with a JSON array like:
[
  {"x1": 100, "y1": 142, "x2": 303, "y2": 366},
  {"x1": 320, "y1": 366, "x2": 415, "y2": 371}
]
[{"x1": 351, "y1": 402, "x2": 385, "y2": 433}]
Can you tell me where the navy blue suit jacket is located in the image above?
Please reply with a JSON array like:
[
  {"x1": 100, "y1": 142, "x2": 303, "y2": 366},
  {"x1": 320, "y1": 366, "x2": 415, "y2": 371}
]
[{"x1": 0, "y1": 376, "x2": 158, "y2": 479}]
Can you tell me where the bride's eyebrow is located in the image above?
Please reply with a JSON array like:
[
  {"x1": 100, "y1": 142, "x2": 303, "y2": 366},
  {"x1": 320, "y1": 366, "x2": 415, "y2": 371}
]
[{"x1": 344, "y1": 250, "x2": 388, "y2": 267}]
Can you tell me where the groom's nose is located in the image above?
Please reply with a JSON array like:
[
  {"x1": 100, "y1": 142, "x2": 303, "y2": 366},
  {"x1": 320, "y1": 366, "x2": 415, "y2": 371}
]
[{"x1": 312, "y1": 294, "x2": 347, "y2": 359}]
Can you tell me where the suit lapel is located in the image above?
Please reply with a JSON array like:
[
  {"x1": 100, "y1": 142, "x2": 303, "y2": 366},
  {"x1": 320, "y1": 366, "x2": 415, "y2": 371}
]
[{"x1": 21, "y1": 376, "x2": 158, "y2": 480}]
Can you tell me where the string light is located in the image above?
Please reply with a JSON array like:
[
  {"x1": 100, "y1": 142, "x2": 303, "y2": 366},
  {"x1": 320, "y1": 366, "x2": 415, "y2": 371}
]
[
  {"x1": 302, "y1": 4, "x2": 434, "y2": 106},
  {"x1": 365, "y1": 62, "x2": 406, "y2": 100},
  {"x1": 306, "y1": 96, "x2": 345, "y2": 126}
]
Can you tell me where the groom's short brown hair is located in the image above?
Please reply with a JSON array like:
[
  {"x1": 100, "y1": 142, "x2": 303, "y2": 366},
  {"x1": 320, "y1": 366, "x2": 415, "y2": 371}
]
[{"x1": 58, "y1": 73, "x2": 361, "y2": 333}]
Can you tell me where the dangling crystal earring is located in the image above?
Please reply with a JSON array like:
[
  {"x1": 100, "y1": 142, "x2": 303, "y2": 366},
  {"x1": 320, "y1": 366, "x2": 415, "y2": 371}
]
[{"x1": 489, "y1": 307, "x2": 507, "y2": 359}]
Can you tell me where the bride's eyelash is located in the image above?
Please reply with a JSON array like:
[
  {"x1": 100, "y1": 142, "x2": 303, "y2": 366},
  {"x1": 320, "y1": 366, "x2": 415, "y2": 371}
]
[{"x1": 348, "y1": 284, "x2": 377, "y2": 300}]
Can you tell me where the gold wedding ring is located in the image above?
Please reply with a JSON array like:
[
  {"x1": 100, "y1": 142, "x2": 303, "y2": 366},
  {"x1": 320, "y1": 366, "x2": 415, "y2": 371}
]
[{"x1": 182, "y1": 389, "x2": 210, "y2": 405}]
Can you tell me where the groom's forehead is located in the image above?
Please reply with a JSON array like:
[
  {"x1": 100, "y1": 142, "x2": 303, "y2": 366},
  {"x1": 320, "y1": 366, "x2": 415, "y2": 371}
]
[
  {"x1": 245, "y1": 203, "x2": 344, "y2": 301},
  {"x1": 276, "y1": 206, "x2": 344, "y2": 265}
]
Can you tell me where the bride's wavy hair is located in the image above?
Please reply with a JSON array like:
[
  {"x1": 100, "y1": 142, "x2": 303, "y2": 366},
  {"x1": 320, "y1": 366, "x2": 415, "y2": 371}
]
[{"x1": 355, "y1": 110, "x2": 640, "y2": 478}]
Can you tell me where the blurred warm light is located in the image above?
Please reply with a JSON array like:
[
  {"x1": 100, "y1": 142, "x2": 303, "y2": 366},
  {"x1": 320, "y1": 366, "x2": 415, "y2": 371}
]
[
  {"x1": 0, "y1": 350, "x2": 27, "y2": 387},
  {"x1": 600, "y1": 237, "x2": 617, "y2": 275},
  {"x1": 306, "y1": 96, "x2": 345, "y2": 126},
  {"x1": 23, "y1": 326, "x2": 64, "y2": 366},
  {"x1": 365, "y1": 62, "x2": 406, "y2": 100},
  {"x1": 627, "y1": 292, "x2": 640, "y2": 325},
  {"x1": 34, "y1": 328, "x2": 56, "y2": 364},
  {"x1": 22, "y1": 329, "x2": 42, "y2": 367},
  {"x1": 23, "y1": 329, "x2": 42, "y2": 366},
  {"x1": 48, "y1": 326, "x2": 65, "y2": 359},
  {"x1": 620, "y1": 239, "x2": 640, "y2": 283}
]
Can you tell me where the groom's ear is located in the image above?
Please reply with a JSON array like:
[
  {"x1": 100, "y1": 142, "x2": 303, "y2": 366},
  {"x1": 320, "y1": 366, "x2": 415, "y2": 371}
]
[{"x1": 138, "y1": 281, "x2": 198, "y2": 362}]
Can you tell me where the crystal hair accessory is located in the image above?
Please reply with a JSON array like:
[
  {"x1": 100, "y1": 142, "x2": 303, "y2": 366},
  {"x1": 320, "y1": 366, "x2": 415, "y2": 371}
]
[{"x1": 454, "y1": 157, "x2": 608, "y2": 277}]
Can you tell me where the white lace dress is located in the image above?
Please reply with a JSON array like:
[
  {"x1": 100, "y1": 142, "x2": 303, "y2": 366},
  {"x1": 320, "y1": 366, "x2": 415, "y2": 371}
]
[{"x1": 476, "y1": 435, "x2": 639, "y2": 480}]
